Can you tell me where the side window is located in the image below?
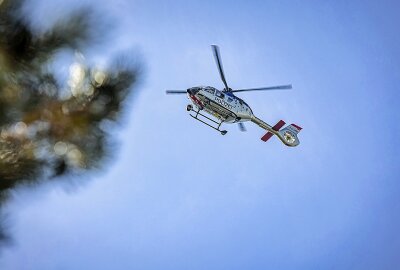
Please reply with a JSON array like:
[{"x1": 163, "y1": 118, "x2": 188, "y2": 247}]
[
  {"x1": 216, "y1": 90, "x2": 224, "y2": 99},
  {"x1": 227, "y1": 97, "x2": 233, "y2": 103}
]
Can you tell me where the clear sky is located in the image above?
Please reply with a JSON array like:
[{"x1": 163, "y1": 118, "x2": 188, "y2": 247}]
[{"x1": 1, "y1": 0, "x2": 400, "y2": 269}]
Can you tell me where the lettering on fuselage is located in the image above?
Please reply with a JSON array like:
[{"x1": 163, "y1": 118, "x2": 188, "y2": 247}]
[{"x1": 214, "y1": 97, "x2": 234, "y2": 110}]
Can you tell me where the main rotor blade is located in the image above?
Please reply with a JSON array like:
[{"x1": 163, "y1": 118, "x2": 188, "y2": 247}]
[
  {"x1": 211, "y1": 45, "x2": 229, "y2": 91},
  {"x1": 238, "y1": 122, "x2": 246, "y2": 132},
  {"x1": 231, "y1": 84, "x2": 292, "y2": 93},
  {"x1": 166, "y1": 90, "x2": 187, "y2": 94}
]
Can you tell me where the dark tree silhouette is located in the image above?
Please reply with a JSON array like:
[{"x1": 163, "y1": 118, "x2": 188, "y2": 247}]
[{"x1": 0, "y1": 0, "x2": 139, "y2": 246}]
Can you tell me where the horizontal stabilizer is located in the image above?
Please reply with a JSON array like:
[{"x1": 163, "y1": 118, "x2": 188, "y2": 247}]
[
  {"x1": 261, "y1": 132, "x2": 273, "y2": 142},
  {"x1": 261, "y1": 120, "x2": 285, "y2": 142}
]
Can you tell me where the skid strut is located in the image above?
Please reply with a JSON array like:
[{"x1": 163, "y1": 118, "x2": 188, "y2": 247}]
[{"x1": 187, "y1": 105, "x2": 227, "y2": 135}]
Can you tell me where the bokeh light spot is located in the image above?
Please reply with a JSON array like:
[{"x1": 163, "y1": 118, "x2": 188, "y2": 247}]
[{"x1": 54, "y1": 141, "x2": 68, "y2": 156}]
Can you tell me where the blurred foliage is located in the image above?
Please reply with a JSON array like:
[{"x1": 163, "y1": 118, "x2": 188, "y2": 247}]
[{"x1": 0, "y1": 0, "x2": 139, "y2": 245}]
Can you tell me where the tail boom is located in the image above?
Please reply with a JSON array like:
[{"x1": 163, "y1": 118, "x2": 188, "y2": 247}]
[{"x1": 260, "y1": 120, "x2": 285, "y2": 142}]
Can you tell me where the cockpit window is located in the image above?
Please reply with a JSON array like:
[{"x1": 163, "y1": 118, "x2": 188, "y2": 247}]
[
  {"x1": 204, "y1": 88, "x2": 215, "y2": 94},
  {"x1": 227, "y1": 97, "x2": 233, "y2": 103}
]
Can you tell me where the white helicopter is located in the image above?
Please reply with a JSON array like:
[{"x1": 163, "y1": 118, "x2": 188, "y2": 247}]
[{"x1": 166, "y1": 45, "x2": 302, "y2": 147}]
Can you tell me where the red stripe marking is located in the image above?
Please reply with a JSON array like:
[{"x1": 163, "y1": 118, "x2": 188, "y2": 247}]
[
  {"x1": 190, "y1": 94, "x2": 204, "y2": 108},
  {"x1": 291, "y1": 124, "x2": 302, "y2": 131}
]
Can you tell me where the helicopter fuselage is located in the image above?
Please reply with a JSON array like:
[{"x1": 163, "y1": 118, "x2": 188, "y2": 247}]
[
  {"x1": 166, "y1": 45, "x2": 301, "y2": 146},
  {"x1": 187, "y1": 86, "x2": 253, "y2": 123}
]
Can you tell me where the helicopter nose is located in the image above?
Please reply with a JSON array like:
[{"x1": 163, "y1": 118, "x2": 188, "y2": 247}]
[
  {"x1": 187, "y1": 87, "x2": 201, "y2": 95},
  {"x1": 187, "y1": 88, "x2": 199, "y2": 95}
]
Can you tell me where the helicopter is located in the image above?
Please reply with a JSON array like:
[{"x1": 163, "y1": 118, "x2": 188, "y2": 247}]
[{"x1": 166, "y1": 45, "x2": 302, "y2": 147}]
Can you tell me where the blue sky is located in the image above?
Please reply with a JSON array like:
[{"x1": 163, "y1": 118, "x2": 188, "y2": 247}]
[{"x1": 1, "y1": 0, "x2": 400, "y2": 269}]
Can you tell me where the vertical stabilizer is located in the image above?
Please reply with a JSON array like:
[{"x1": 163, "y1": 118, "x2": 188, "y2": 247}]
[
  {"x1": 277, "y1": 124, "x2": 302, "y2": 147},
  {"x1": 252, "y1": 116, "x2": 302, "y2": 147}
]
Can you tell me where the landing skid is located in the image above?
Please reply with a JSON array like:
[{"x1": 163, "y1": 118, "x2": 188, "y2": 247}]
[{"x1": 187, "y1": 105, "x2": 227, "y2": 135}]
